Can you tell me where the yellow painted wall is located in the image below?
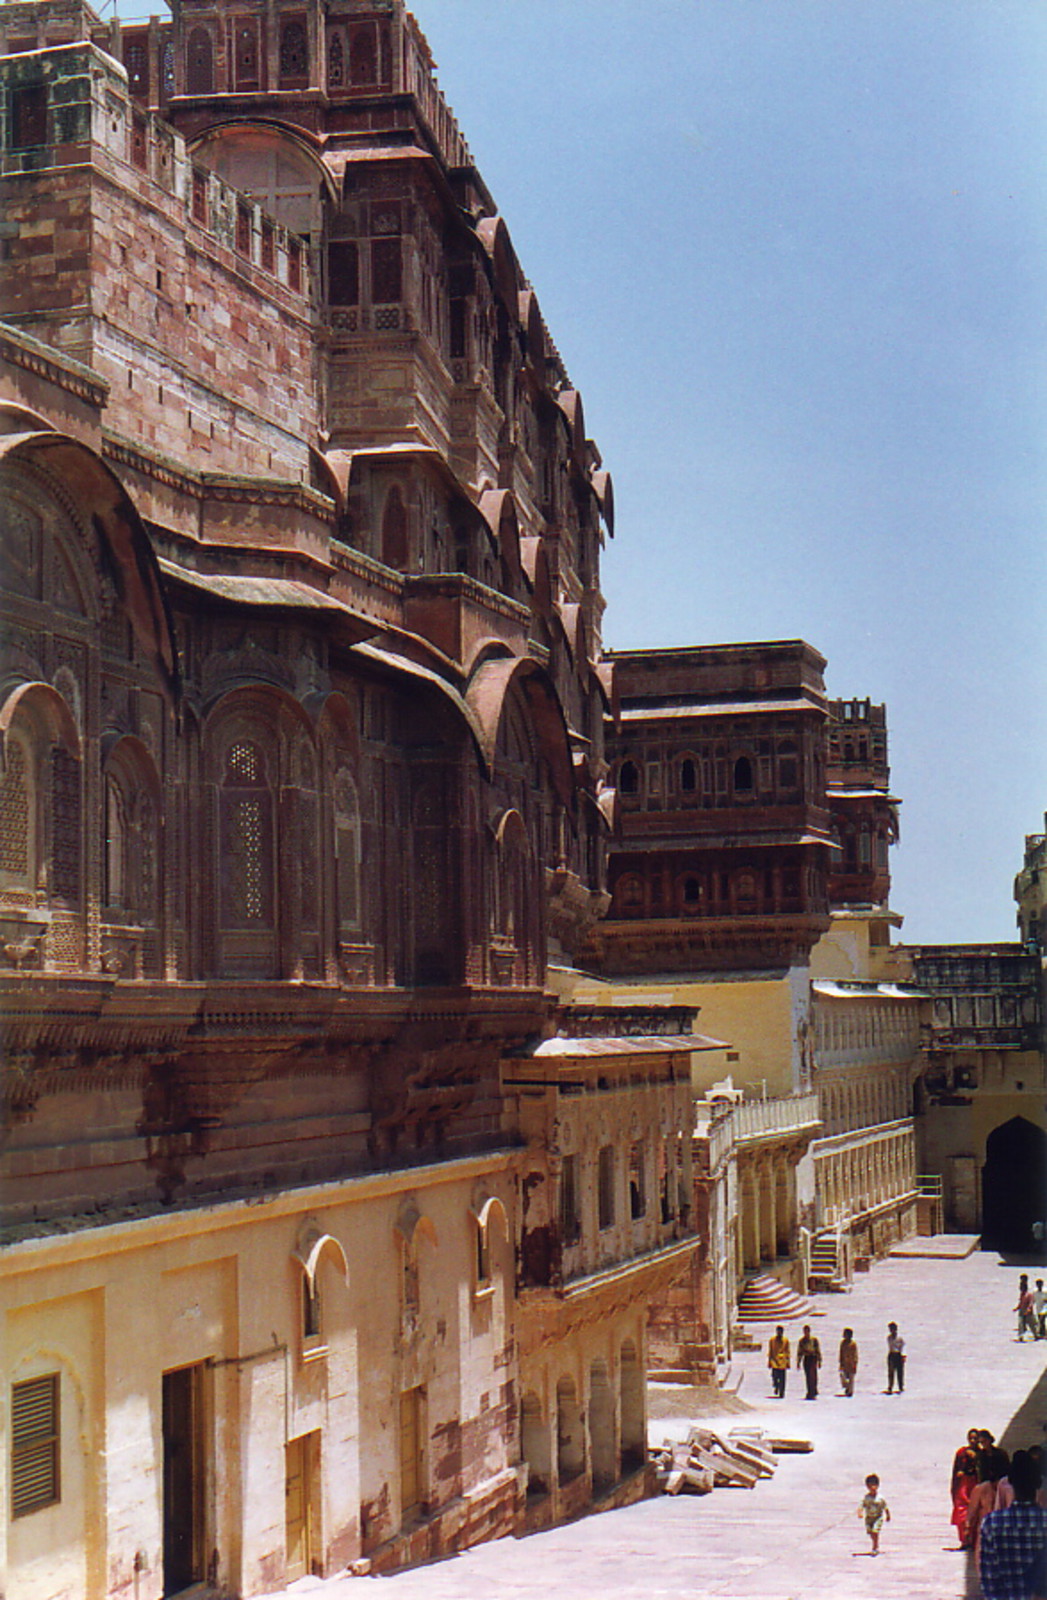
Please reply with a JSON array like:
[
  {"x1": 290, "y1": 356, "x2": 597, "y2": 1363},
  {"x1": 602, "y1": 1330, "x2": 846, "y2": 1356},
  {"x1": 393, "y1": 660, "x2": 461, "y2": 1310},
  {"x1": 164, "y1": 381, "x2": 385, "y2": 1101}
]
[
  {"x1": 4, "y1": 1289, "x2": 104, "y2": 1600},
  {"x1": 1, "y1": 1158, "x2": 518, "y2": 1600},
  {"x1": 558, "y1": 966, "x2": 805, "y2": 1100}
]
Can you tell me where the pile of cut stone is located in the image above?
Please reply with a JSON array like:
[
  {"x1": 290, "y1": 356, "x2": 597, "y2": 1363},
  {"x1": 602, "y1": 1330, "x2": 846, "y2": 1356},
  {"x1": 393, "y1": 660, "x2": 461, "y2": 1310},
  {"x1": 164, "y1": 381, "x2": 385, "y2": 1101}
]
[{"x1": 652, "y1": 1425, "x2": 811, "y2": 1497}]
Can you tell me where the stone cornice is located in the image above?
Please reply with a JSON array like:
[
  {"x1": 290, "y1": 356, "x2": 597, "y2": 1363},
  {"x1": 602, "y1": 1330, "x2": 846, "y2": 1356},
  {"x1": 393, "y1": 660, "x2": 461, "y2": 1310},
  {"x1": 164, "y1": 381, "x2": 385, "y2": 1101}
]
[
  {"x1": 0, "y1": 1147, "x2": 516, "y2": 1269},
  {"x1": 103, "y1": 432, "x2": 335, "y2": 516},
  {"x1": 0, "y1": 319, "x2": 108, "y2": 407}
]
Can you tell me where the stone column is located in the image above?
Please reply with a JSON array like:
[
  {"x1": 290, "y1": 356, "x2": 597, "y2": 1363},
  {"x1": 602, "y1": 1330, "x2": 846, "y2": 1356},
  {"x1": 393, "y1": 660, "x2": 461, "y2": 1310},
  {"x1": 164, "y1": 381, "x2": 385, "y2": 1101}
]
[
  {"x1": 760, "y1": 1159, "x2": 777, "y2": 1263},
  {"x1": 743, "y1": 1164, "x2": 760, "y2": 1271}
]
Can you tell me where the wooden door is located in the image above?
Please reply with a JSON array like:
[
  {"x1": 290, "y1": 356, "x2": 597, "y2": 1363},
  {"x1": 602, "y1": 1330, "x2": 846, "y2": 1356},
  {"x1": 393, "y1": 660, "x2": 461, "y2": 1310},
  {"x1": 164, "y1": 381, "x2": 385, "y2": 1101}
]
[
  {"x1": 162, "y1": 1365, "x2": 205, "y2": 1595},
  {"x1": 285, "y1": 1434, "x2": 312, "y2": 1582},
  {"x1": 399, "y1": 1388, "x2": 423, "y2": 1520}
]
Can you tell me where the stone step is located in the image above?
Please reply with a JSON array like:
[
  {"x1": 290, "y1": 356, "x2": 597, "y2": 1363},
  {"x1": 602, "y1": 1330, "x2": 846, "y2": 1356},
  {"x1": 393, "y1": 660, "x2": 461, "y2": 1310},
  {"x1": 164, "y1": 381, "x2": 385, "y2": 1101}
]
[{"x1": 736, "y1": 1272, "x2": 820, "y2": 1322}]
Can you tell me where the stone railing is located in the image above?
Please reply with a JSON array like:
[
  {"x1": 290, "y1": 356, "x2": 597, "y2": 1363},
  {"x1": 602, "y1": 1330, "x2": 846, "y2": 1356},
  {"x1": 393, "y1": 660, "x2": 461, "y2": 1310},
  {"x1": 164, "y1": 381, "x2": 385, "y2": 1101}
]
[
  {"x1": 731, "y1": 1092, "x2": 821, "y2": 1145},
  {"x1": 696, "y1": 1091, "x2": 821, "y2": 1170}
]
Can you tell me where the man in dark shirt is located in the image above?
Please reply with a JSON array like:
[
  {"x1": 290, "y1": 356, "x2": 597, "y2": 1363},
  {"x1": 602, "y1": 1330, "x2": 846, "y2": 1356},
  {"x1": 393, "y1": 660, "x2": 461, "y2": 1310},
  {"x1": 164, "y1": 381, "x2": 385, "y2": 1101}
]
[{"x1": 979, "y1": 1450, "x2": 1047, "y2": 1600}]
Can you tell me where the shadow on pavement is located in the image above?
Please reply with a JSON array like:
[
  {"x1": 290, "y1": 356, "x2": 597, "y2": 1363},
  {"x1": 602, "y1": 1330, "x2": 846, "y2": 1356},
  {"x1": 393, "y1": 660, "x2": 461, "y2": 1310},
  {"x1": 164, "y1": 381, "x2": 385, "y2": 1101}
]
[
  {"x1": 999, "y1": 1360, "x2": 1047, "y2": 1457},
  {"x1": 964, "y1": 1547, "x2": 982, "y2": 1598}
]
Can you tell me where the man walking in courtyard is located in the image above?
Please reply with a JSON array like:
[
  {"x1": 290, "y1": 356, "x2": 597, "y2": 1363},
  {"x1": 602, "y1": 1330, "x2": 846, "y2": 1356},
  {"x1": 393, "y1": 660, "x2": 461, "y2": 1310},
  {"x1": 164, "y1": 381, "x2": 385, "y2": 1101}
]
[
  {"x1": 886, "y1": 1321, "x2": 906, "y2": 1392},
  {"x1": 978, "y1": 1449, "x2": 1047, "y2": 1600},
  {"x1": 767, "y1": 1325, "x2": 790, "y2": 1397},
  {"x1": 797, "y1": 1324, "x2": 822, "y2": 1399},
  {"x1": 839, "y1": 1327, "x2": 859, "y2": 1396}
]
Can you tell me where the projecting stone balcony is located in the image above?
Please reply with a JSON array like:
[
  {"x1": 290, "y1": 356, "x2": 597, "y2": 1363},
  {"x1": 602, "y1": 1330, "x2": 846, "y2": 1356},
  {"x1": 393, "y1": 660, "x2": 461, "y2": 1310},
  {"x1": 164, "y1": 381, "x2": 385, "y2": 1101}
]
[{"x1": 696, "y1": 1092, "x2": 821, "y2": 1172}]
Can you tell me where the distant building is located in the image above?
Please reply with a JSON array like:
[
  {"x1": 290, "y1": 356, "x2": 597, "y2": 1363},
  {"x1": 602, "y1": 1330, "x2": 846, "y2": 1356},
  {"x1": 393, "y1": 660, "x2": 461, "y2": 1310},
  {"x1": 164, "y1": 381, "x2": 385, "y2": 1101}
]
[
  {"x1": 574, "y1": 649, "x2": 921, "y2": 1365},
  {"x1": 1015, "y1": 814, "x2": 1047, "y2": 957},
  {"x1": 910, "y1": 941, "x2": 1045, "y2": 1249}
]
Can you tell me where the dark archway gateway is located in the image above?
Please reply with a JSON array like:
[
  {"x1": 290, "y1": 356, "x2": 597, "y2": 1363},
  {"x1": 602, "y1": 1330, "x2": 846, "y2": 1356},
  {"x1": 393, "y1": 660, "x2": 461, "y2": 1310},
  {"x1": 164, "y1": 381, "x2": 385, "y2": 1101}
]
[{"x1": 981, "y1": 1117, "x2": 1047, "y2": 1253}]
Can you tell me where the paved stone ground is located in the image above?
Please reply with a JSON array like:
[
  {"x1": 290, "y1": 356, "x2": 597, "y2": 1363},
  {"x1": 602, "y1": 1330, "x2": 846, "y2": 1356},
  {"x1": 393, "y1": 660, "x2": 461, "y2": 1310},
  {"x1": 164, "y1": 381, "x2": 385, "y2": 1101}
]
[{"x1": 266, "y1": 1247, "x2": 1047, "y2": 1600}]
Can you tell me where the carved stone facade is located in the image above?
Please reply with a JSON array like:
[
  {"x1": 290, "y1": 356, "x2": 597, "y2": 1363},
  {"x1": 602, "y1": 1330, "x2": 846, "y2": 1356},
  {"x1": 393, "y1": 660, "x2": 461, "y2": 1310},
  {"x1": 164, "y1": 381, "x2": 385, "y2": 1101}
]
[{"x1": 0, "y1": 7, "x2": 692, "y2": 1596}]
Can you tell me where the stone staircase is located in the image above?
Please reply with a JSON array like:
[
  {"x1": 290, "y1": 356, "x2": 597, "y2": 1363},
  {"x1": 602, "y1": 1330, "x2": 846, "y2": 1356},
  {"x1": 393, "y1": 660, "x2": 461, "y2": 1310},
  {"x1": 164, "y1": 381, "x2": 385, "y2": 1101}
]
[
  {"x1": 734, "y1": 1274, "x2": 819, "y2": 1343},
  {"x1": 808, "y1": 1232, "x2": 849, "y2": 1293}
]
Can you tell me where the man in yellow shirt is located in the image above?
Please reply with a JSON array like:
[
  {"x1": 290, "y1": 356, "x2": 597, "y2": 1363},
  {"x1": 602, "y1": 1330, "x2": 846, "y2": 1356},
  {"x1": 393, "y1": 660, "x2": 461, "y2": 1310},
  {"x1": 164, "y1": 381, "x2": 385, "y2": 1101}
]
[{"x1": 767, "y1": 1325, "x2": 790, "y2": 1397}]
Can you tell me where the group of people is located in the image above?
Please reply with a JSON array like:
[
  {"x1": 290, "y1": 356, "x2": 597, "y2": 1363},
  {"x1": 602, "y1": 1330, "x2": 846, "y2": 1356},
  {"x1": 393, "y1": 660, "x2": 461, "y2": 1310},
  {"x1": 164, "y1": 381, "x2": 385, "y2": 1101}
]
[
  {"x1": 765, "y1": 1320, "x2": 904, "y2": 1398},
  {"x1": 950, "y1": 1429, "x2": 1047, "y2": 1599},
  {"x1": 1014, "y1": 1274, "x2": 1047, "y2": 1340}
]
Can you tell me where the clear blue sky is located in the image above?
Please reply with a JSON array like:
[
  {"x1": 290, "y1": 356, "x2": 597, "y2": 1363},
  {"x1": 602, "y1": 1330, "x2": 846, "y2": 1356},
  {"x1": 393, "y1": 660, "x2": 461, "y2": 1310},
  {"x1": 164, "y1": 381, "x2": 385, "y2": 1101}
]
[
  {"x1": 120, "y1": 2, "x2": 1047, "y2": 944},
  {"x1": 415, "y1": 0, "x2": 1047, "y2": 946}
]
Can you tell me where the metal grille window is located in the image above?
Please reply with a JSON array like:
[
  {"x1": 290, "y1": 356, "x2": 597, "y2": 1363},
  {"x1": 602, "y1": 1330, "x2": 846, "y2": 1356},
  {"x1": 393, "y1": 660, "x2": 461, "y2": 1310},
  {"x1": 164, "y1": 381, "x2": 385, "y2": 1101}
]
[
  {"x1": 12, "y1": 1374, "x2": 59, "y2": 1517},
  {"x1": 51, "y1": 749, "x2": 81, "y2": 904},
  {"x1": 220, "y1": 741, "x2": 273, "y2": 927},
  {"x1": 124, "y1": 40, "x2": 148, "y2": 96},
  {"x1": 0, "y1": 738, "x2": 31, "y2": 883},
  {"x1": 371, "y1": 236, "x2": 401, "y2": 304}
]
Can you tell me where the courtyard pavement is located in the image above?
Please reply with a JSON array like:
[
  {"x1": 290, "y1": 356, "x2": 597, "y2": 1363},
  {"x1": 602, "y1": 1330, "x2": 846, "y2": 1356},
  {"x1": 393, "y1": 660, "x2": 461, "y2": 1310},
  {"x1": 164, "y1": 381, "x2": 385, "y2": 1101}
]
[{"x1": 265, "y1": 1245, "x2": 1047, "y2": 1600}]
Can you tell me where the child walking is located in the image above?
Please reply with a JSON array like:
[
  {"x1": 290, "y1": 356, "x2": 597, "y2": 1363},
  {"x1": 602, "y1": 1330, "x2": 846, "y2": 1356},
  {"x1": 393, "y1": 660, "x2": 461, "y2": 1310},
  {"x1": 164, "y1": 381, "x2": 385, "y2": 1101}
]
[{"x1": 858, "y1": 1473, "x2": 891, "y2": 1554}]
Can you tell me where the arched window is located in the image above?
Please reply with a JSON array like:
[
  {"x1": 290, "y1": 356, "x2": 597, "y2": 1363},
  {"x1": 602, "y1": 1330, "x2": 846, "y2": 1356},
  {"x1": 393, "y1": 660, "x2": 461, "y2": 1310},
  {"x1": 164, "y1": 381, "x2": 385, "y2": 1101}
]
[
  {"x1": 588, "y1": 1360, "x2": 614, "y2": 1491},
  {"x1": 619, "y1": 759, "x2": 639, "y2": 796},
  {"x1": 471, "y1": 1196, "x2": 507, "y2": 1295},
  {"x1": 381, "y1": 486, "x2": 408, "y2": 570},
  {"x1": 733, "y1": 755, "x2": 753, "y2": 794},
  {"x1": 520, "y1": 1393, "x2": 551, "y2": 1497},
  {"x1": 219, "y1": 740, "x2": 273, "y2": 929},
  {"x1": 292, "y1": 1227, "x2": 349, "y2": 1354},
  {"x1": 0, "y1": 685, "x2": 82, "y2": 920},
  {"x1": 279, "y1": 19, "x2": 308, "y2": 83},
  {"x1": 233, "y1": 20, "x2": 259, "y2": 90},
  {"x1": 393, "y1": 1204, "x2": 437, "y2": 1335},
  {"x1": 679, "y1": 757, "x2": 697, "y2": 793},
  {"x1": 556, "y1": 1376, "x2": 584, "y2": 1484},
  {"x1": 620, "y1": 1341, "x2": 645, "y2": 1472},
  {"x1": 103, "y1": 770, "x2": 159, "y2": 924},
  {"x1": 186, "y1": 27, "x2": 213, "y2": 94}
]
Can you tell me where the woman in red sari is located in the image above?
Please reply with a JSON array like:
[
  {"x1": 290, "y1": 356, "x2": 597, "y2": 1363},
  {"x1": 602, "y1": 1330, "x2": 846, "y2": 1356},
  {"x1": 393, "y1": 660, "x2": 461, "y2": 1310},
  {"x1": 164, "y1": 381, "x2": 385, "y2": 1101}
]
[{"x1": 949, "y1": 1440, "x2": 979, "y2": 1547}]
